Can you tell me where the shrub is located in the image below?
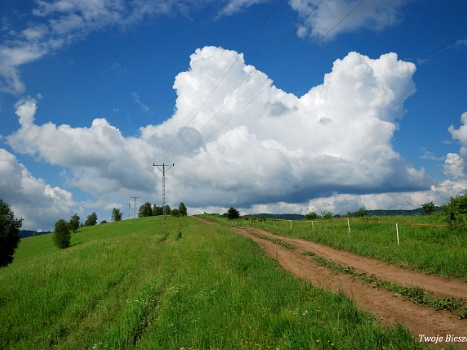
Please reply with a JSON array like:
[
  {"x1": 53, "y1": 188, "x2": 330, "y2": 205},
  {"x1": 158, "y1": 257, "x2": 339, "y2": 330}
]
[
  {"x1": 227, "y1": 207, "x2": 240, "y2": 220},
  {"x1": 442, "y1": 194, "x2": 467, "y2": 229},
  {"x1": 52, "y1": 219, "x2": 71, "y2": 249}
]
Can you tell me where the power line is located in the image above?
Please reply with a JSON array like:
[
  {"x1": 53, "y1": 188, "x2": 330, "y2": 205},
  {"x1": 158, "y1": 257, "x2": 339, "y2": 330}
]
[
  {"x1": 172, "y1": 0, "x2": 366, "y2": 163},
  {"x1": 162, "y1": 0, "x2": 284, "y2": 158},
  {"x1": 169, "y1": 0, "x2": 327, "y2": 159}
]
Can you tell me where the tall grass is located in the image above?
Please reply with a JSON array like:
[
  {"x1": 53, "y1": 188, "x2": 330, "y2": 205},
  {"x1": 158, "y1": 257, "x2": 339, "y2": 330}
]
[
  {"x1": 1, "y1": 216, "x2": 427, "y2": 349},
  {"x1": 207, "y1": 215, "x2": 467, "y2": 281}
]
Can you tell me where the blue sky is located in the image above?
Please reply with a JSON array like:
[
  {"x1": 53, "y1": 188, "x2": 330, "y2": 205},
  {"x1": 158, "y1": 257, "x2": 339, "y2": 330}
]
[{"x1": 1, "y1": 0, "x2": 466, "y2": 231}]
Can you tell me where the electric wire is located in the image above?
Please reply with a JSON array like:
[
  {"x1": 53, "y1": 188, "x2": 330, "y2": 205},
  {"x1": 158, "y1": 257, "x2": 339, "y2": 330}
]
[
  {"x1": 161, "y1": 0, "x2": 283, "y2": 158},
  {"x1": 169, "y1": 0, "x2": 327, "y2": 159},
  {"x1": 172, "y1": 0, "x2": 366, "y2": 164}
]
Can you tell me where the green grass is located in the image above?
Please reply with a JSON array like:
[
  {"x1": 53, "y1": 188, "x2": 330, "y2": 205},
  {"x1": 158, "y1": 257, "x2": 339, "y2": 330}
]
[
  {"x1": 206, "y1": 215, "x2": 467, "y2": 282},
  {"x1": 1, "y1": 216, "x2": 428, "y2": 349}
]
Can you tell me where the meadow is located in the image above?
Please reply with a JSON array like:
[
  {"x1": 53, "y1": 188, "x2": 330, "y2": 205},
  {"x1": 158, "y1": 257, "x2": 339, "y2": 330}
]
[
  {"x1": 205, "y1": 214, "x2": 467, "y2": 282},
  {"x1": 0, "y1": 216, "x2": 428, "y2": 349}
]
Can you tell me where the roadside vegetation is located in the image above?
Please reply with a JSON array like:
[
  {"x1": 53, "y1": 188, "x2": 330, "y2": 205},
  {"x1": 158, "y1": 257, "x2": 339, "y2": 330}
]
[
  {"x1": 1, "y1": 216, "x2": 426, "y2": 349},
  {"x1": 203, "y1": 196, "x2": 467, "y2": 282}
]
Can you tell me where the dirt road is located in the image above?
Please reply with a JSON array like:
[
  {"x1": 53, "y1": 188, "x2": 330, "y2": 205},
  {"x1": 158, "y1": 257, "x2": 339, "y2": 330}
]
[{"x1": 193, "y1": 217, "x2": 467, "y2": 348}]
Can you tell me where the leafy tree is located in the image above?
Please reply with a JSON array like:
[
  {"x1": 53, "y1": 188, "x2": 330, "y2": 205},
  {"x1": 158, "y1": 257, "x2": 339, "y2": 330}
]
[
  {"x1": 153, "y1": 204, "x2": 163, "y2": 216},
  {"x1": 100, "y1": 220, "x2": 107, "y2": 224},
  {"x1": 69, "y1": 213, "x2": 80, "y2": 232},
  {"x1": 0, "y1": 199, "x2": 22, "y2": 267},
  {"x1": 321, "y1": 210, "x2": 333, "y2": 220},
  {"x1": 52, "y1": 219, "x2": 71, "y2": 249},
  {"x1": 178, "y1": 202, "x2": 187, "y2": 216},
  {"x1": 227, "y1": 207, "x2": 240, "y2": 220},
  {"x1": 305, "y1": 211, "x2": 320, "y2": 220},
  {"x1": 421, "y1": 201, "x2": 436, "y2": 216},
  {"x1": 354, "y1": 206, "x2": 367, "y2": 218},
  {"x1": 442, "y1": 194, "x2": 467, "y2": 229},
  {"x1": 111, "y1": 208, "x2": 122, "y2": 222},
  {"x1": 163, "y1": 205, "x2": 171, "y2": 215},
  {"x1": 138, "y1": 202, "x2": 153, "y2": 217},
  {"x1": 171, "y1": 209, "x2": 180, "y2": 217},
  {"x1": 84, "y1": 212, "x2": 98, "y2": 226}
]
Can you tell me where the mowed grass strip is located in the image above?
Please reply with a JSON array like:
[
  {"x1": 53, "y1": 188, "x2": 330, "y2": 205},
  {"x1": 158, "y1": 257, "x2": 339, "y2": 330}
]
[
  {"x1": 1, "y1": 216, "x2": 426, "y2": 349},
  {"x1": 208, "y1": 215, "x2": 467, "y2": 281}
]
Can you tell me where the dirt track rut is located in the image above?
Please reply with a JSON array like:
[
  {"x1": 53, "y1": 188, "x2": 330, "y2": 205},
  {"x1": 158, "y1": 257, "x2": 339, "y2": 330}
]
[{"x1": 193, "y1": 217, "x2": 467, "y2": 348}]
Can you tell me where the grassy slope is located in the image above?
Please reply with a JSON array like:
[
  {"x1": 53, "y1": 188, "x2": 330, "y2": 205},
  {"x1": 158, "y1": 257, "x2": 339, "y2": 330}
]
[
  {"x1": 208, "y1": 215, "x2": 467, "y2": 282},
  {"x1": 0, "y1": 216, "x2": 427, "y2": 349}
]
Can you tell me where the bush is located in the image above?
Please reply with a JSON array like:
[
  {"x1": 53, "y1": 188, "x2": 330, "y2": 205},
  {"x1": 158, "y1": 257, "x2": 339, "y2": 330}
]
[
  {"x1": 305, "y1": 211, "x2": 320, "y2": 220},
  {"x1": 354, "y1": 206, "x2": 367, "y2": 218},
  {"x1": 52, "y1": 219, "x2": 71, "y2": 249},
  {"x1": 227, "y1": 207, "x2": 240, "y2": 220},
  {"x1": 0, "y1": 199, "x2": 22, "y2": 267},
  {"x1": 321, "y1": 210, "x2": 333, "y2": 220},
  {"x1": 421, "y1": 201, "x2": 436, "y2": 216},
  {"x1": 442, "y1": 194, "x2": 467, "y2": 229}
]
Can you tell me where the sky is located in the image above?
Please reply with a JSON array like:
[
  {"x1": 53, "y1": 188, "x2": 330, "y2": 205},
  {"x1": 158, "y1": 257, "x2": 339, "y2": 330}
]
[{"x1": 1, "y1": 0, "x2": 467, "y2": 231}]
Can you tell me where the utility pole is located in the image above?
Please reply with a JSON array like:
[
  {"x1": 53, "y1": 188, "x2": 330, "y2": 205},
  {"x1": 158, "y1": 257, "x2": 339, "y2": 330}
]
[
  {"x1": 153, "y1": 163, "x2": 174, "y2": 232},
  {"x1": 131, "y1": 196, "x2": 139, "y2": 218},
  {"x1": 128, "y1": 203, "x2": 131, "y2": 220}
]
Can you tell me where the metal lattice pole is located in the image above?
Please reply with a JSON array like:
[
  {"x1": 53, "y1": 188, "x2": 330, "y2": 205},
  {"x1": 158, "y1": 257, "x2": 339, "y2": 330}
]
[
  {"x1": 131, "y1": 196, "x2": 139, "y2": 218},
  {"x1": 153, "y1": 163, "x2": 174, "y2": 232}
]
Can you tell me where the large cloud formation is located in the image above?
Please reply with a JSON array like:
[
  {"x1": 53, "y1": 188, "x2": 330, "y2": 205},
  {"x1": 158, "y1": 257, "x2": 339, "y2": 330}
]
[{"x1": 7, "y1": 47, "x2": 434, "y2": 215}]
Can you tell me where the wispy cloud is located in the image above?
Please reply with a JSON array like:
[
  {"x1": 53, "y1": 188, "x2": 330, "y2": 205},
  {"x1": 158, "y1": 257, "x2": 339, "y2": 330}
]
[
  {"x1": 131, "y1": 92, "x2": 149, "y2": 112},
  {"x1": 0, "y1": 0, "x2": 266, "y2": 95},
  {"x1": 290, "y1": 0, "x2": 408, "y2": 40},
  {"x1": 420, "y1": 150, "x2": 445, "y2": 161}
]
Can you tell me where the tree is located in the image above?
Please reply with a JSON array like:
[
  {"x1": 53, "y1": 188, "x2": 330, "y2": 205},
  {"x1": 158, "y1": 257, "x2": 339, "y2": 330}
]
[
  {"x1": 227, "y1": 207, "x2": 240, "y2": 220},
  {"x1": 112, "y1": 208, "x2": 122, "y2": 222},
  {"x1": 52, "y1": 219, "x2": 71, "y2": 249},
  {"x1": 354, "y1": 206, "x2": 367, "y2": 218},
  {"x1": 321, "y1": 210, "x2": 333, "y2": 220},
  {"x1": 421, "y1": 201, "x2": 436, "y2": 216},
  {"x1": 84, "y1": 212, "x2": 98, "y2": 226},
  {"x1": 69, "y1": 213, "x2": 80, "y2": 232},
  {"x1": 153, "y1": 204, "x2": 163, "y2": 216},
  {"x1": 163, "y1": 205, "x2": 171, "y2": 215},
  {"x1": 138, "y1": 202, "x2": 153, "y2": 217},
  {"x1": 0, "y1": 199, "x2": 22, "y2": 267},
  {"x1": 442, "y1": 193, "x2": 467, "y2": 229},
  {"x1": 305, "y1": 211, "x2": 320, "y2": 220},
  {"x1": 171, "y1": 209, "x2": 180, "y2": 217},
  {"x1": 178, "y1": 202, "x2": 187, "y2": 216}
]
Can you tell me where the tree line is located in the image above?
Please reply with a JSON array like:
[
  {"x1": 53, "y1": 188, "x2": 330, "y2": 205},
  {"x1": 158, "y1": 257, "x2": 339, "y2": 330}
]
[{"x1": 137, "y1": 202, "x2": 187, "y2": 218}]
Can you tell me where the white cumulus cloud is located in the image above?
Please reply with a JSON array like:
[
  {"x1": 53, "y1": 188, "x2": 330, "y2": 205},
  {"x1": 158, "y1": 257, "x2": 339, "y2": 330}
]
[
  {"x1": 0, "y1": 148, "x2": 80, "y2": 231},
  {"x1": 7, "y1": 47, "x2": 434, "y2": 218}
]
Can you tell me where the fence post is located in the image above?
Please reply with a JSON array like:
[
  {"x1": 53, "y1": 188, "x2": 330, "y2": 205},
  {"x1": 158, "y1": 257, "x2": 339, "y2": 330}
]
[
  {"x1": 396, "y1": 223, "x2": 399, "y2": 246},
  {"x1": 347, "y1": 218, "x2": 350, "y2": 233},
  {"x1": 289, "y1": 220, "x2": 292, "y2": 229},
  {"x1": 312, "y1": 221, "x2": 314, "y2": 232}
]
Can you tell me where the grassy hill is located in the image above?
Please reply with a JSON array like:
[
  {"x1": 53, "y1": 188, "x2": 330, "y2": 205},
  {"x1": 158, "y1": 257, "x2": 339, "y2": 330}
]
[{"x1": 1, "y1": 216, "x2": 425, "y2": 349}]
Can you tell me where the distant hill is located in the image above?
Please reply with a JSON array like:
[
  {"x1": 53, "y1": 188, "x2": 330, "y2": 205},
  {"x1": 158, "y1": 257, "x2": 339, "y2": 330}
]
[
  {"x1": 249, "y1": 208, "x2": 438, "y2": 220},
  {"x1": 20, "y1": 230, "x2": 51, "y2": 238},
  {"x1": 248, "y1": 213, "x2": 305, "y2": 220}
]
